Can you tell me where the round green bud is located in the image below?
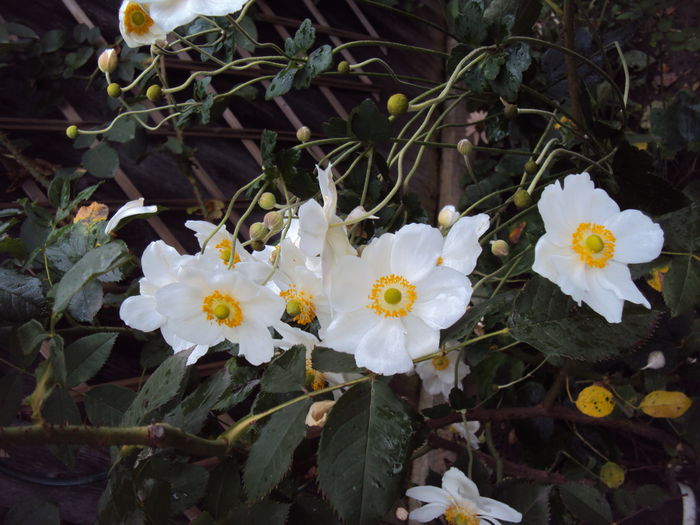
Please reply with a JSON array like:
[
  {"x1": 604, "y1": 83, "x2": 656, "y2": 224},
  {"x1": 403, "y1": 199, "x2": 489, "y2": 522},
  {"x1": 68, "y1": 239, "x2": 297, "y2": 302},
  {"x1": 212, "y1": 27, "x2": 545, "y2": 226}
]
[
  {"x1": 286, "y1": 299, "x2": 301, "y2": 317},
  {"x1": 384, "y1": 287, "x2": 402, "y2": 305},
  {"x1": 503, "y1": 103, "x2": 518, "y2": 120},
  {"x1": 490, "y1": 239, "x2": 510, "y2": 257},
  {"x1": 213, "y1": 304, "x2": 230, "y2": 320},
  {"x1": 259, "y1": 192, "x2": 277, "y2": 210},
  {"x1": 457, "y1": 138, "x2": 473, "y2": 156},
  {"x1": 250, "y1": 240, "x2": 265, "y2": 252},
  {"x1": 337, "y1": 60, "x2": 350, "y2": 74},
  {"x1": 387, "y1": 93, "x2": 409, "y2": 116},
  {"x1": 146, "y1": 84, "x2": 162, "y2": 102},
  {"x1": 107, "y1": 82, "x2": 122, "y2": 98},
  {"x1": 249, "y1": 222, "x2": 269, "y2": 241},
  {"x1": 263, "y1": 211, "x2": 284, "y2": 232},
  {"x1": 524, "y1": 159, "x2": 538, "y2": 175},
  {"x1": 599, "y1": 462, "x2": 625, "y2": 489},
  {"x1": 65, "y1": 125, "x2": 79, "y2": 140},
  {"x1": 296, "y1": 126, "x2": 312, "y2": 143},
  {"x1": 585, "y1": 234, "x2": 604, "y2": 253},
  {"x1": 513, "y1": 188, "x2": 532, "y2": 209}
]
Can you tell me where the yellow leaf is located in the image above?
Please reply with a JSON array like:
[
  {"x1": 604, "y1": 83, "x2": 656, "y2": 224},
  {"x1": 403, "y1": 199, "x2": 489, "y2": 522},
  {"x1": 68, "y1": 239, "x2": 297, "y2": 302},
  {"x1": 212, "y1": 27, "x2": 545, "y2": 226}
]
[
  {"x1": 74, "y1": 202, "x2": 109, "y2": 224},
  {"x1": 639, "y1": 390, "x2": 692, "y2": 419},
  {"x1": 599, "y1": 461, "x2": 625, "y2": 489},
  {"x1": 646, "y1": 264, "x2": 670, "y2": 292},
  {"x1": 575, "y1": 385, "x2": 615, "y2": 418}
]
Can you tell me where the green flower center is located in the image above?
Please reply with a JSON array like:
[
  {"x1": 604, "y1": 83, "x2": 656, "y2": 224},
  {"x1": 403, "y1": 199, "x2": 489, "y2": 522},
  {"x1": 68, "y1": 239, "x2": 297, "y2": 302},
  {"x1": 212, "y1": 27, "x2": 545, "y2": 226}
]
[
  {"x1": 286, "y1": 299, "x2": 302, "y2": 317},
  {"x1": 585, "y1": 234, "x2": 604, "y2": 253},
  {"x1": 213, "y1": 304, "x2": 230, "y2": 320},
  {"x1": 384, "y1": 287, "x2": 402, "y2": 304}
]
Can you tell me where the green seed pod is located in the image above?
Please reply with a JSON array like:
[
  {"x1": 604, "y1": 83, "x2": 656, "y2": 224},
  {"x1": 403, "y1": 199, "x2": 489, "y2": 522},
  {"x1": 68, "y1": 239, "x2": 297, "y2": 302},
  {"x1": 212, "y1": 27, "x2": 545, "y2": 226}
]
[
  {"x1": 259, "y1": 192, "x2": 277, "y2": 210},
  {"x1": 503, "y1": 103, "x2": 518, "y2": 120},
  {"x1": 524, "y1": 160, "x2": 538, "y2": 175},
  {"x1": 65, "y1": 125, "x2": 79, "y2": 139},
  {"x1": 249, "y1": 222, "x2": 269, "y2": 241},
  {"x1": 146, "y1": 84, "x2": 162, "y2": 102},
  {"x1": 250, "y1": 239, "x2": 265, "y2": 252},
  {"x1": 387, "y1": 93, "x2": 409, "y2": 116},
  {"x1": 107, "y1": 83, "x2": 122, "y2": 98},
  {"x1": 513, "y1": 188, "x2": 532, "y2": 209},
  {"x1": 296, "y1": 126, "x2": 312, "y2": 143},
  {"x1": 337, "y1": 60, "x2": 350, "y2": 74}
]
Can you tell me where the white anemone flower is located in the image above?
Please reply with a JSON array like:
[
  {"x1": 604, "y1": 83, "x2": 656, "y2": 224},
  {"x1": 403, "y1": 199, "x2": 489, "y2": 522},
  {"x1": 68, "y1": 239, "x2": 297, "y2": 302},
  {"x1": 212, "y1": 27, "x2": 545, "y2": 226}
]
[
  {"x1": 105, "y1": 198, "x2": 158, "y2": 234},
  {"x1": 322, "y1": 223, "x2": 472, "y2": 375},
  {"x1": 119, "y1": 241, "x2": 210, "y2": 365},
  {"x1": 533, "y1": 172, "x2": 664, "y2": 323},
  {"x1": 406, "y1": 467, "x2": 522, "y2": 524},
  {"x1": 415, "y1": 352, "x2": 470, "y2": 399},
  {"x1": 155, "y1": 260, "x2": 284, "y2": 365},
  {"x1": 439, "y1": 214, "x2": 490, "y2": 274},
  {"x1": 118, "y1": 2, "x2": 167, "y2": 48},
  {"x1": 449, "y1": 421, "x2": 481, "y2": 450}
]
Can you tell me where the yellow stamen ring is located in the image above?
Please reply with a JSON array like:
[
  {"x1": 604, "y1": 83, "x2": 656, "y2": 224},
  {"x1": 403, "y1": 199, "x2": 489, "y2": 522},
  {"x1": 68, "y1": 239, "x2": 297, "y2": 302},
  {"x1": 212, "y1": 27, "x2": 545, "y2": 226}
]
[
  {"x1": 571, "y1": 222, "x2": 615, "y2": 268},
  {"x1": 280, "y1": 285, "x2": 316, "y2": 325},
  {"x1": 202, "y1": 290, "x2": 243, "y2": 328},
  {"x1": 431, "y1": 355, "x2": 450, "y2": 371},
  {"x1": 123, "y1": 3, "x2": 154, "y2": 35},
  {"x1": 215, "y1": 239, "x2": 241, "y2": 267},
  {"x1": 444, "y1": 505, "x2": 479, "y2": 525},
  {"x1": 367, "y1": 274, "x2": 416, "y2": 318}
]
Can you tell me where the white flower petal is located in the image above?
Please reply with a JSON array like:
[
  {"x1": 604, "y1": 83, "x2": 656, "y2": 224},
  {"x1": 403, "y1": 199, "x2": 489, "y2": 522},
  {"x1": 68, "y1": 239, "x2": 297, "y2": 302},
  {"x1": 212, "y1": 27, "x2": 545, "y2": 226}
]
[
  {"x1": 237, "y1": 322, "x2": 274, "y2": 365},
  {"x1": 141, "y1": 240, "x2": 185, "y2": 286},
  {"x1": 156, "y1": 282, "x2": 204, "y2": 320},
  {"x1": 323, "y1": 309, "x2": 378, "y2": 355},
  {"x1": 405, "y1": 485, "x2": 452, "y2": 505},
  {"x1": 532, "y1": 238, "x2": 588, "y2": 304},
  {"x1": 581, "y1": 275, "x2": 625, "y2": 323},
  {"x1": 408, "y1": 502, "x2": 450, "y2": 522},
  {"x1": 442, "y1": 467, "x2": 480, "y2": 500},
  {"x1": 362, "y1": 232, "x2": 394, "y2": 276},
  {"x1": 171, "y1": 313, "x2": 223, "y2": 346},
  {"x1": 412, "y1": 267, "x2": 471, "y2": 329},
  {"x1": 355, "y1": 318, "x2": 412, "y2": 375},
  {"x1": 441, "y1": 214, "x2": 490, "y2": 274},
  {"x1": 404, "y1": 316, "x2": 440, "y2": 360},
  {"x1": 190, "y1": 0, "x2": 246, "y2": 17},
  {"x1": 477, "y1": 497, "x2": 523, "y2": 523},
  {"x1": 391, "y1": 224, "x2": 444, "y2": 282},
  {"x1": 105, "y1": 197, "x2": 158, "y2": 233},
  {"x1": 186, "y1": 344, "x2": 210, "y2": 366},
  {"x1": 597, "y1": 261, "x2": 650, "y2": 309},
  {"x1": 605, "y1": 209, "x2": 664, "y2": 264},
  {"x1": 161, "y1": 325, "x2": 199, "y2": 352},
  {"x1": 119, "y1": 295, "x2": 164, "y2": 332},
  {"x1": 316, "y1": 163, "x2": 337, "y2": 217},
  {"x1": 329, "y1": 256, "x2": 374, "y2": 312},
  {"x1": 298, "y1": 199, "x2": 328, "y2": 257}
]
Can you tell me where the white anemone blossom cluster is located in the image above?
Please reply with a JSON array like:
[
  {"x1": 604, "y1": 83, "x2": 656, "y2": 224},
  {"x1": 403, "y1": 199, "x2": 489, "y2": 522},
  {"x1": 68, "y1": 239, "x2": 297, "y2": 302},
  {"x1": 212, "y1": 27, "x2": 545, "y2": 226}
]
[
  {"x1": 118, "y1": 165, "x2": 488, "y2": 375},
  {"x1": 119, "y1": 0, "x2": 247, "y2": 48}
]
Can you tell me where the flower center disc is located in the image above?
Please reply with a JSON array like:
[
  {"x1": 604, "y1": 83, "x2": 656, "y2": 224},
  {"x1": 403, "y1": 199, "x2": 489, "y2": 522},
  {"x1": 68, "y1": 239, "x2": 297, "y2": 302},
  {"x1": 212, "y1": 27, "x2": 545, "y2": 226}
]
[
  {"x1": 367, "y1": 274, "x2": 417, "y2": 318},
  {"x1": 203, "y1": 290, "x2": 243, "y2": 328},
  {"x1": 124, "y1": 3, "x2": 154, "y2": 35},
  {"x1": 445, "y1": 505, "x2": 479, "y2": 525},
  {"x1": 571, "y1": 222, "x2": 616, "y2": 268},
  {"x1": 216, "y1": 239, "x2": 241, "y2": 267},
  {"x1": 431, "y1": 355, "x2": 450, "y2": 371},
  {"x1": 280, "y1": 285, "x2": 316, "y2": 325}
]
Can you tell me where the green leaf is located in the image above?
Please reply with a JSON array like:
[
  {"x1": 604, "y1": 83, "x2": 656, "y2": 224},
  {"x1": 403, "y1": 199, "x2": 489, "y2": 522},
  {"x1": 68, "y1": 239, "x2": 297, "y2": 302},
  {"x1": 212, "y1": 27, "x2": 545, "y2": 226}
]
[
  {"x1": 261, "y1": 345, "x2": 307, "y2": 393},
  {"x1": 82, "y1": 142, "x2": 119, "y2": 179},
  {"x1": 0, "y1": 372, "x2": 24, "y2": 426},
  {"x1": 261, "y1": 129, "x2": 278, "y2": 168},
  {"x1": 84, "y1": 384, "x2": 136, "y2": 426},
  {"x1": 294, "y1": 45, "x2": 333, "y2": 90},
  {"x1": 508, "y1": 277, "x2": 659, "y2": 361},
  {"x1": 51, "y1": 241, "x2": 128, "y2": 314},
  {"x1": 122, "y1": 350, "x2": 191, "y2": 425},
  {"x1": 15, "y1": 318, "x2": 46, "y2": 367},
  {"x1": 140, "y1": 478, "x2": 171, "y2": 525},
  {"x1": 349, "y1": 99, "x2": 392, "y2": 144},
  {"x1": 265, "y1": 68, "x2": 296, "y2": 100},
  {"x1": 494, "y1": 480, "x2": 551, "y2": 525},
  {"x1": 64, "y1": 333, "x2": 117, "y2": 387},
  {"x1": 292, "y1": 19, "x2": 315, "y2": 53},
  {"x1": 169, "y1": 367, "x2": 231, "y2": 433},
  {"x1": 0, "y1": 268, "x2": 45, "y2": 323},
  {"x1": 660, "y1": 203, "x2": 699, "y2": 252},
  {"x1": 317, "y1": 380, "x2": 413, "y2": 525},
  {"x1": 312, "y1": 346, "x2": 361, "y2": 373},
  {"x1": 663, "y1": 255, "x2": 700, "y2": 315},
  {"x1": 243, "y1": 397, "x2": 312, "y2": 500},
  {"x1": 454, "y1": 0, "x2": 487, "y2": 46},
  {"x1": 650, "y1": 90, "x2": 700, "y2": 157},
  {"x1": 559, "y1": 483, "x2": 612, "y2": 525},
  {"x1": 203, "y1": 459, "x2": 242, "y2": 519},
  {"x1": 105, "y1": 117, "x2": 136, "y2": 143},
  {"x1": 42, "y1": 387, "x2": 81, "y2": 425},
  {"x1": 68, "y1": 280, "x2": 104, "y2": 323},
  {"x1": 41, "y1": 29, "x2": 65, "y2": 53},
  {"x1": 212, "y1": 361, "x2": 258, "y2": 411},
  {"x1": 5, "y1": 497, "x2": 60, "y2": 525},
  {"x1": 490, "y1": 43, "x2": 530, "y2": 101}
]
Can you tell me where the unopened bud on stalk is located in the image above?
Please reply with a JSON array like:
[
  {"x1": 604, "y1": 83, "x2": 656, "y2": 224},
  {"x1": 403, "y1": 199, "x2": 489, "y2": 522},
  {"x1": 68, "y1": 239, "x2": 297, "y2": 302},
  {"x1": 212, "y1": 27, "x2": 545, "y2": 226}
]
[
  {"x1": 263, "y1": 211, "x2": 283, "y2": 232},
  {"x1": 395, "y1": 508, "x2": 409, "y2": 521},
  {"x1": 524, "y1": 159, "x2": 538, "y2": 175},
  {"x1": 296, "y1": 126, "x2": 311, "y2": 143},
  {"x1": 97, "y1": 48, "x2": 118, "y2": 73},
  {"x1": 503, "y1": 103, "x2": 518, "y2": 120},
  {"x1": 457, "y1": 138, "x2": 473, "y2": 156},
  {"x1": 513, "y1": 188, "x2": 532, "y2": 209},
  {"x1": 65, "y1": 125, "x2": 79, "y2": 139},
  {"x1": 438, "y1": 205, "x2": 459, "y2": 228},
  {"x1": 250, "y1": 240, "x2": 265, "y2": 252},
  {"x1": 387, "y1": 93, "x2": 409, "y2": 116},
  {"x1": 490, "y1": 239, "x2": 509, "y2": 257},
  {"x1": 249, "y1": 222, "x2": 268, "y2": 241},
  {"x1": 146, "y1": 84, "x2": 162, "y2": 102},
  {"x1": 337, "y1": 60, "x2": 350, "y2": 74},
  {"x1": 107, "y1": 83, "x2": 122, "y2": 98},
  {"x1": 259, "y1": 192, "x2": 277, "y2": 210},
  {"x1": 641, "y1": 351, "x2": 666, "y2": 370}
]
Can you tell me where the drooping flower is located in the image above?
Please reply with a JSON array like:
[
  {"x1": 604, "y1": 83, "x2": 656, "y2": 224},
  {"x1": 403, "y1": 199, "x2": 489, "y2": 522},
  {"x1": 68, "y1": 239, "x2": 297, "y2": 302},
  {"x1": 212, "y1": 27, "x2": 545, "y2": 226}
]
[
  {"x1": 415, "y1": 352, "x2": 470, "y2": 399},
  {"x1": 449, "y1": 421, "x2": 481, "y2": 450},
  {"x1": 439, "y1": 214, "x2": 490, "y2": 274},
  {"x1": 154, "y1": 259, "x2": 284, "y2": 365},
  {"x1": 105, "y1": 198, "x2": 158, "y2": 234},
  {"x1": 322, "y1": 223, "x2": 472, "y2": 375},
  {"x1": 532, "y1": 172, "x2": 663, "y2": 323},
  {"x1": 406, "y1": 467, "x2": 522, "y2": 524}
]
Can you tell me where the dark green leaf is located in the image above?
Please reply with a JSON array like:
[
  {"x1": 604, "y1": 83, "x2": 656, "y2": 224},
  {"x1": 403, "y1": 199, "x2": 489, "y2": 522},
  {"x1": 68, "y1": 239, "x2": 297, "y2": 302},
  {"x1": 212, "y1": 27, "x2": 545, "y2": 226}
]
[
  {"x1": 0, "y1": 372, "x2": 24, "y2": 426},
  {"x1": 82, "y1": 142, "x2": 119, "y2": 179},
  {"x1": 261, "y1": 129, "x2": 278, "y2": 167},
  {"x1": 203, "y1": 459, "x2": 242, "y2": 519},
  {"x1": 317, "y1": 380, "x2": 413, "y2": 525},
  {"x1": 5, "y1": 497, "x2": 60, "y2": 525},
  {"x1": 261, "y1": 345, "x2": 307, "y2": 393},
  {"x1": 633, "y1": 484, "x2": 667, "y2": 509},
  {"x1": 293, "y1": 45, "x2": 332, "y2": 90},
  {"x1": 67, "y1": 279, "x2": 104, "y2": 323},
  {"x1": 650, "y1": 91, "x2": 700, "y2": 157},
  {"x1": 265, "y1": 68, "x2": 296, "y2": 100},
  {"x1": 663, "y1": 255, "x2": 700, "y2": 315},
  {"x1": 660, "y1": 203, "x2": 699, "y2": 252},
  {"x1": 169, "y1": 367, "x2": 231, "y2": 433},
  {"x1": 42, "y1": 387, "x2": 81, "y2": 425},
  {"x1": 494, "y1": 480, "x2": 551, "y2": 525},
  {"x1": 0, "y1": 268, "x2": 45, "y2": 323},
  {"x1": 508, "y1": 277, "x2": 658, "y2": 361},
  {"x1": 243, "y1": 397, "x2": 312, "y2": 500},
  {"x1": 41, "y1": 29, "x2": 65, "y2": 53},
  {"x1": 441, "y1": 292, "x2": 513, "y2": 343},
  {"x1": 212, "y1": 360, "x2": 258, "y2": 411},
  {"x1": 291, "y1": 494, "x2": 342, "y2": 524},
  {"x1": 223, "y1": 500, "x2": 290, "y2": 525},
  {"x1": 15, "y1": 318, "x2": 46, "y2": 366},
  {"x1": 350, "y1": 99, "x2": 392, "y2": 144},
  {"x1": 293, "y1": 19, "x2": 315, "y2": 53},
  {"x1": 323, "y1": 117, "x2": 349, "y2": 138},
  {"x1": 559, "y1": 483, "x2": 612, "y2": 525},
  {"x1": 312, "y1": 346, "x2": 362, "y2": 373},
  {"x1": 84, "y1": 384, "x2": 136, "y2": 426},
  {"x1": 454, "y1": 0, "x2": 487, "y2": 45},
  {"x1": 64, "y1": 332, "x2": 117, "y2": 387}
]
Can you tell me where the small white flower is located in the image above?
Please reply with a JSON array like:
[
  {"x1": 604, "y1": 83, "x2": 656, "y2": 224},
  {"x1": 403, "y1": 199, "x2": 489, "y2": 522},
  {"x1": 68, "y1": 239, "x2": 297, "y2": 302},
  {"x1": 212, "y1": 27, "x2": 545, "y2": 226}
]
[
  {"x1": 406, "y1": 467, "x2": 522, "y2": 524},
  {"x1": 533, "y1": 172, "x2": 664, "y2": 323},
  {"x1": 449, "y1": 421, "x2": 481, "y2": 450},
  {"x1": 322, "y1": 223, "x2": 472, "y2": 375},
  {"x1": 105, "y1": 198, "x2": 158, "y2": 234},
  {"x1": 415, "y1": 352, "x2": 470, "y2": 399},
  {"x1": 439, "y1": 214, "x2": 490, "y2": 274},
  {"x1": 438, "y1": 205, "x2": 460, "y2": 228},
  {"x1": 641, "y1": 351, "x2": 666, "y2": 370}
]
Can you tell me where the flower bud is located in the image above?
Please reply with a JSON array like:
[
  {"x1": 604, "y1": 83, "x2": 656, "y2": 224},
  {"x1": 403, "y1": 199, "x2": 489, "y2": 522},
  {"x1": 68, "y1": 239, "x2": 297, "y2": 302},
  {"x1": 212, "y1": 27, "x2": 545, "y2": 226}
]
[
  {"x1": 259, "y1": 192, "x2": 277, "y2": 210},
  {"x1": 387, "y1": 93, "x2": 409, "y2": 116},
  {"x1": 250, "y1": 239, "x2": 265, "y2": 252},
  {"x1": 97, "y1": 48, "x2": 118, "y2": 73},
  {"x1": 337, "y1": 60, "x2": 350, "y2": 74},
  {"x1": 263, "y1": 211, "x2": 284, "y2": 232},
  {"x1": 503, "y1": 103, "x2": 518, "y2": 120},
  {"x1": 146, "y1": 84, "x2": 162, "y2": 102},
  {"x1": 107, "y1": 83, "x2": 122, "y2": 98},
  {"x1": 438, "y1": 205, "x2": 459, "y2": 228},
  {"x1": 305, "y1": 400, "x2": 335, "y2": 428},
  {"x1": 513, "y1": 188, "x2": 532, "y2": 209},
  {"x1": 457, "y1": 138, "x2": 473, "y2": 156},
  {"x1": 296, "y1": 126, "x2": 311, "y2": 143},
  {"x1": 490, "y1": 239, "x2": 509, "y2": 257},
  {"x1": 599, "y1": 462, "x2": 625, "y2": 489},
  {"x1": 524, "y1": 159, "x2": 538, "y2": 175},
  {"x1": 249, "y1": 222, "x2": 268, "y2": 241},
  {"x1": 66, "y1": 125, "x2": 79, "y2": 139},
  {"x1": 395, "y1": 508, "x2": 409, "y2": 521},
  {"x1": 641, "y1": 351, "x2": 666, "y2": 370}
]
